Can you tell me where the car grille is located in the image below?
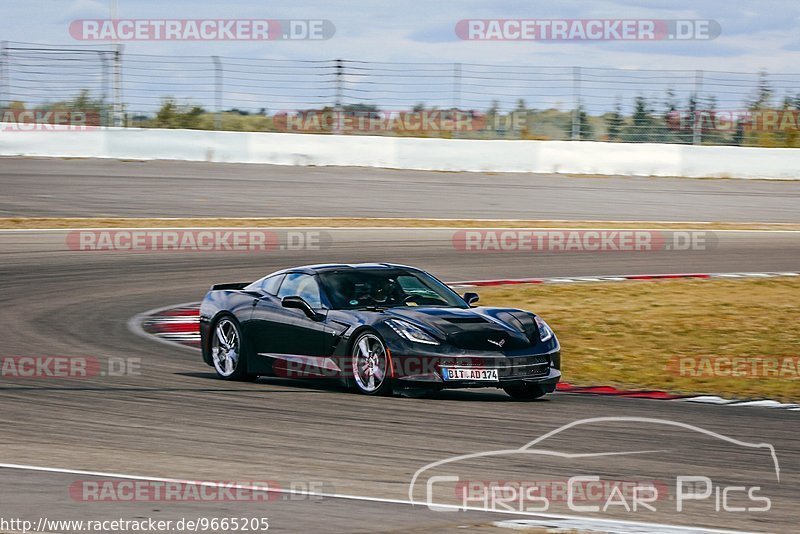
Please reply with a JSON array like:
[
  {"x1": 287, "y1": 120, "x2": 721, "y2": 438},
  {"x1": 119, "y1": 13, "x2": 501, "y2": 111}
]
[{"x1": 499, "y1": 355, "x2": 550, "y2": 378}]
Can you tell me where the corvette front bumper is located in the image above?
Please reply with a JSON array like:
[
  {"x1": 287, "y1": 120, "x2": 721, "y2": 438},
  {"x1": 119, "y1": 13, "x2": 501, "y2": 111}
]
[{"x1": 391, "y1": 347, "x2": 561, "y2": 390}]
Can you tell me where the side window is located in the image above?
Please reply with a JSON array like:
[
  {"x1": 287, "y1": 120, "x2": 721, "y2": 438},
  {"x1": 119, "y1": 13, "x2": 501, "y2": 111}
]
[
  {"x1": 261, "y1": 274, "x2": 284, "y2": 295},
  {"x1": 277, "y1": 273, "x2": 322, "y2": 309}
]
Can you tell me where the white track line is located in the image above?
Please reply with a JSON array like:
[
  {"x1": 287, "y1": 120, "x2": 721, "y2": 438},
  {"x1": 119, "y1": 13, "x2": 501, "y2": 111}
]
[
  {"x1": 492, "y1": 518, "x2": 753, "y2": 534},
  {"x1": 0, "y1": 463, "x2": 752, "y2": 534},
  {"x1": 679, "y1": 397, "x2": 800, "y2": 411},
  {"x1": 449, "y1": 272, "x2": 799, "y2": 286}
]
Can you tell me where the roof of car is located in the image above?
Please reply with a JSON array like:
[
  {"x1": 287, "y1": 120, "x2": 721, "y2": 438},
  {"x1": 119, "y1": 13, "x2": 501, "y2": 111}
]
[
  {"x1": 292, "y1": 262, "x2": 418, "y2": 274},
  {"x1": 259, "y1": 263, "x2": 423, "y2": 281}
]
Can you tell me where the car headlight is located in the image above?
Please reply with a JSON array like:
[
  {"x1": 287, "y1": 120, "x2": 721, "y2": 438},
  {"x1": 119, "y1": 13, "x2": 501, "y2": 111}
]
[
  {"x1": 385, "y1": 319, "x2": 439, "y2": 345},
  {"x1": 535, "y1": 316, "x2": 554, "y2": 342}
]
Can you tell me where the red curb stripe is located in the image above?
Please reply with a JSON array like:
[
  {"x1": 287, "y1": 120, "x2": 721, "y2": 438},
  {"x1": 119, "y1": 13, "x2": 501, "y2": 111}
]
[
  {"x1": 556, "y1": 383, "x2": 685, "y2": 400},
  {"x1": 145, "y1": 321, "x2": 200, "y2": 334}
]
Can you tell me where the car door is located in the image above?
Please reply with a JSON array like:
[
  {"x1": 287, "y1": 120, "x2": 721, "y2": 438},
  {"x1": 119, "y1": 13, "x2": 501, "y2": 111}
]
[
  {"x1": 250, "y1": 273, "x2": 334, "y2": 377},
  {"x1": 244, "y1": 274, "x2": 287, "y2": 374}
]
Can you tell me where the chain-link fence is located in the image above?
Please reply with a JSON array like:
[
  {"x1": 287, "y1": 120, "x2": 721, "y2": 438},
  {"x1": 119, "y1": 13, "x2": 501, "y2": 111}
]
[{"x1": 2, "y1": 41, "x2": 799, "y2": 147}]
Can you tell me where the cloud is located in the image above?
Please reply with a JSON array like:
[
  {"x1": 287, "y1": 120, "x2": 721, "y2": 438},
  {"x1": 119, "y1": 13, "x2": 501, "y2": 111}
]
[{"x1": 2, "y1": 1, "x2": 799, "y2": 76}]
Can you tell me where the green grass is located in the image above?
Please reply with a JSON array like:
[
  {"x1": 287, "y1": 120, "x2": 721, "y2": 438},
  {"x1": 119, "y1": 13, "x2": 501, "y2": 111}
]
[{"x1": 477, "y1": 278, "x2": 800, "y2": 401}]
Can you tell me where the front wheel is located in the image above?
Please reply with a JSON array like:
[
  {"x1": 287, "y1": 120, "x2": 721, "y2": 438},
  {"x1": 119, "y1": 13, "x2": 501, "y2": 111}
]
[
  {"x1": 210, "y1": 316, "x2": 255, "y2": 381},
  {"x1": 503, "y1": 383, "x2": 547, "y2": 400},
  {"x1": 350, "y1": 331, "x2": 392, "y2": 396}
]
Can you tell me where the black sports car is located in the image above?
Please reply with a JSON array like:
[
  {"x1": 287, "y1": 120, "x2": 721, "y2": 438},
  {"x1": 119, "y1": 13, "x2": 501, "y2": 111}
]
[{"x1": 199, "y1": 263, "x2": 561, "y2": 399}]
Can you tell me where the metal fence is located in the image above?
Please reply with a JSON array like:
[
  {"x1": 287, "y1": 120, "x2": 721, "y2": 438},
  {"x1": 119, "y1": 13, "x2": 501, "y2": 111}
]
[{"x1": 2, "y1": 41, "x2": 799, "y2": 146}]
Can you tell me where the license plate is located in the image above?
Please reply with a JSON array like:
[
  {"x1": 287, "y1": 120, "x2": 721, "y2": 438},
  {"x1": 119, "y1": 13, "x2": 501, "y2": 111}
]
[{"x1": 442, "y1": 368, "x2": 499, "y2": 381}]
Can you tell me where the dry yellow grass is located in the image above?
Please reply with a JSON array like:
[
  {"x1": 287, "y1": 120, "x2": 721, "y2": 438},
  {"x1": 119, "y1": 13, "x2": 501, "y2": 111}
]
[
  {"x1": 1, "y1": 217, "x2": 799, "y2": 230},
  {"x1": 476, "y1": 278, "x2": 800, "y2": 401}
]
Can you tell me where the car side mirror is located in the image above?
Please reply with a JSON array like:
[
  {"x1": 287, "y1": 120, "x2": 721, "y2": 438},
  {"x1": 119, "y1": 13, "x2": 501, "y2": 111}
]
[
  {"x1": 282, "y1": 296, "x2": 317, "y2": 319},
  {"x1": 463, "y1": 292, "x2": 480, "y2": 305}
]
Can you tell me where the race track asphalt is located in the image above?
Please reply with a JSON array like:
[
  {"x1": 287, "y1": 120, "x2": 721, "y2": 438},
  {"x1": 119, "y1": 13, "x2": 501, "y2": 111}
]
[
  {"x1": 1, "y1": 157, "x2": 799, "y2": 221},
  {"x1": 0, "y1": 158, "x2": 798, "y2": 533}
]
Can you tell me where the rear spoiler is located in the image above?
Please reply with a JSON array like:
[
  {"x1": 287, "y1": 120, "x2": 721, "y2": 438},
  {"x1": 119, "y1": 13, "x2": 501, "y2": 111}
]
[{"x1": 211, "y1": 282, "x2": 252, "y2": 291}]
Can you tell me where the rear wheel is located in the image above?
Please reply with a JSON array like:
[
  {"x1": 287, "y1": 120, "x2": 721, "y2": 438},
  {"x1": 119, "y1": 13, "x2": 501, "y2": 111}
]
[
  {"x1": 503, "y1": 383, "x2": 547, "y2": 400},
  {"x1": 350, "y1": 331, "x2": 392, "y2": 396},
  {"x1": 211, "y1": 316, "x2": 255, "y2": 381}
]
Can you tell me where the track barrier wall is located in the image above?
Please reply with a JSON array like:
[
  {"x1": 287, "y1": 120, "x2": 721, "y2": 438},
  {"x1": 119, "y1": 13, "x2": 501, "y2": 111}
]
[{"x1": 1, "y1": 125, "x2": 799, "y2": 179}]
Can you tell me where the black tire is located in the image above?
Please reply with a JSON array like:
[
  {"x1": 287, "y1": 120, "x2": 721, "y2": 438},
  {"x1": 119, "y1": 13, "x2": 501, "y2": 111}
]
[
  {"x1": 349, "y1": 330, "x2": 393, "y2": 396},
  {"x1": 503, "y1": 383, "x2": 547, "y2": 400},
  {"x1": 209, "y1": 315, "x2": 256, "y2": 381}
]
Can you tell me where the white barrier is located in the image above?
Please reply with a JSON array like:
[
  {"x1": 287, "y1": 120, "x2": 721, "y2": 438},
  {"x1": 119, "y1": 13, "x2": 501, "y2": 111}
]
[{"x1": 0, "y1": 125, "x2": 798, "y2": 179}]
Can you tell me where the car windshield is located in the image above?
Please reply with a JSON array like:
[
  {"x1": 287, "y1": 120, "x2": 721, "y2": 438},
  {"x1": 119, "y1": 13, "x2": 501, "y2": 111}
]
[{"x1": 319, "y1": 268, "x2": 467, "y2": 310}]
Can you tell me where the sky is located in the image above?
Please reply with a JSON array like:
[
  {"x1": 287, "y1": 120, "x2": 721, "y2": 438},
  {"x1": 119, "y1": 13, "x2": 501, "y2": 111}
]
[
  {"x1": 1, "y1": 1, "x2": 799, "y2": 115},
  {"x1": 1, "y1": 0, "x2": 798, "y2": 71}
]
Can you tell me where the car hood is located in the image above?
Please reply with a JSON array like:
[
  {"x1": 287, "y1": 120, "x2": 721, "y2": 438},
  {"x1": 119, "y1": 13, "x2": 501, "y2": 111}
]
[{"x1": 384, "y1": 306, "x2": 539, "y2": 351}]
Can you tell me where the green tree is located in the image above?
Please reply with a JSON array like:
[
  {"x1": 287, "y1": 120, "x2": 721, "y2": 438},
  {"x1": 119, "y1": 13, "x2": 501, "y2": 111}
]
[
  {"x1": 625, "y1": 96, "x2": 655, "y2": 142},
  {"x1": 750, "y1": 71, "x2": 772, "y2": 110},
  {"x1": 572, "y1": 105, "x2": 594, "y2": 140},
  {"x1": 606, "y1": 100, "x2": 623, "y2": 141},
  {"x1": 154, "y1": 98, "x2": 205, "y2": 129},
  {"x1": 700, "y1": 95, "x2": 725, "y2": 145},
  {"x1": 663, "y1": 87, "x2": 681, "y2": 143}
]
